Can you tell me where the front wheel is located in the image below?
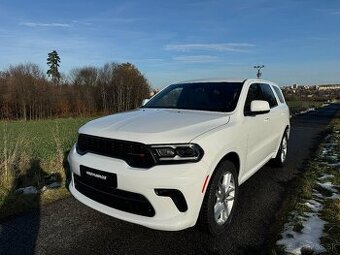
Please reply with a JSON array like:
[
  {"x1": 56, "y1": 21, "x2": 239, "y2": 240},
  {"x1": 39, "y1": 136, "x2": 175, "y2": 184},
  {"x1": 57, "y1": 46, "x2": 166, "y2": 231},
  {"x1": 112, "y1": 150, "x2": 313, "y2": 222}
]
[
  {"x1": 197, "y1": 160, "x2": 239, "y2": 235},
  {"x1": 273, "y1": 132, "x2": 288, "y2": 167}
]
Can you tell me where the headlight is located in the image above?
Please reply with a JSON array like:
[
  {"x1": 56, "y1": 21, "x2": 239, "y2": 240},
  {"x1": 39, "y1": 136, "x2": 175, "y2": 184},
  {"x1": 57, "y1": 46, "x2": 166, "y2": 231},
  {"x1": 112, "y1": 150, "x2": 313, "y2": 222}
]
[{"x1": 150, "y1": 144, "x2": 204, "y2": 164}]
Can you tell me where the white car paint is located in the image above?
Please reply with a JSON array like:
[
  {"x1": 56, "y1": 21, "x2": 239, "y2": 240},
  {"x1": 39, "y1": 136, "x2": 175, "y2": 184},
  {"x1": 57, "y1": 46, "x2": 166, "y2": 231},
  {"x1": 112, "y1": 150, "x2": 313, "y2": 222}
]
[
  {"x1": 79, "y1": 109, "x2": 230, "y2": 144},
  {"x1": 68, "y1": 78, "x2": 290, "y2": 231}
]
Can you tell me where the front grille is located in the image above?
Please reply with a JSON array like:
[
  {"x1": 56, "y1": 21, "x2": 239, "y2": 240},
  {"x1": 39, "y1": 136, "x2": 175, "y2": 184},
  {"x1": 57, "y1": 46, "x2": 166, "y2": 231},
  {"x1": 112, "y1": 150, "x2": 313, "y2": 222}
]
[
  {"x1": 76, "y1": 134, "x2": 155, "y2": 168},
  {"x1": 74, "y1": 174, "x2": 155, "y2": 217}
]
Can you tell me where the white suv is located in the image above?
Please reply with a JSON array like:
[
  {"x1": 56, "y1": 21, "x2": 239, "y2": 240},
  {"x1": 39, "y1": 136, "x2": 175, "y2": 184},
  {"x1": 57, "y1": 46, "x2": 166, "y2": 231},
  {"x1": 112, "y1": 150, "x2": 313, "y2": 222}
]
[{"x1": 68, "y1": 79, "x2": 290, "y2": 235}]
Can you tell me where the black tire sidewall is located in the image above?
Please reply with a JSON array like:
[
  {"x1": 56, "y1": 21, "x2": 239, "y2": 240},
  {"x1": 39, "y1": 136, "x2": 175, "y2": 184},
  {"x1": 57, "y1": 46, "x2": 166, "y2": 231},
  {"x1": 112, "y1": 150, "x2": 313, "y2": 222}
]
[
  {"x1": 204, "y1": 160, "x2": 239, "y2": 235},
  {"x1": 274, "y1": 132, "x2": 288, "y2": 167}
]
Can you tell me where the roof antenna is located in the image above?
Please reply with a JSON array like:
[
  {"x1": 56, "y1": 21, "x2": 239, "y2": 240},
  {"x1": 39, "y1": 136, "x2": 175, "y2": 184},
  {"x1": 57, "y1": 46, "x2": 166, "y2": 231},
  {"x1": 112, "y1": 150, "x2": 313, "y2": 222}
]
[{"x1": 254, "y1": 65, "x2": 264, "y2": 79}]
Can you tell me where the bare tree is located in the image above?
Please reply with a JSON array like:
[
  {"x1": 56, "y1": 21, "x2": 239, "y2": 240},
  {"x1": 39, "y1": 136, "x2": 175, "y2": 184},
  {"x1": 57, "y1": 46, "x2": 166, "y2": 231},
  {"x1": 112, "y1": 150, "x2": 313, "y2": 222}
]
[{"x1": 0, "y1": 62, "x2": 150, "y2": 120}]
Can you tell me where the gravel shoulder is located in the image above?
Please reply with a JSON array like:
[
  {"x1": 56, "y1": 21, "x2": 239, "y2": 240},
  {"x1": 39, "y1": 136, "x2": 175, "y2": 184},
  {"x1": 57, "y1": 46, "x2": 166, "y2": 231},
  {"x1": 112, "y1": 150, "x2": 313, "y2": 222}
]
[{"x1": 0, "y1": 104, "x2": 339, "y2": 255}]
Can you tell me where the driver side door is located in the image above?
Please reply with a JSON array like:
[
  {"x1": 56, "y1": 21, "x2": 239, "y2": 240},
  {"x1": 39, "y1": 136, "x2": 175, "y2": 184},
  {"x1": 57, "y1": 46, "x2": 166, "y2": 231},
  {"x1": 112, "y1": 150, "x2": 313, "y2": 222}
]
[{"x1": 243, "y1": 83, "x2": 272, "y2": 174}]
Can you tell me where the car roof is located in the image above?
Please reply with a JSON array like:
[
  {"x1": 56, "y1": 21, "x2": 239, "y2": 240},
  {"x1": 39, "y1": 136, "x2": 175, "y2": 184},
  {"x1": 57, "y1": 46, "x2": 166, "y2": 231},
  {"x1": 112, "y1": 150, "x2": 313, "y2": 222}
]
[
  {"x1": 173, "y1": 78, "x2": 245, "y2": 84},
  {"x1": 172, "y1": 78, "x2": 276, "y2": 85}
]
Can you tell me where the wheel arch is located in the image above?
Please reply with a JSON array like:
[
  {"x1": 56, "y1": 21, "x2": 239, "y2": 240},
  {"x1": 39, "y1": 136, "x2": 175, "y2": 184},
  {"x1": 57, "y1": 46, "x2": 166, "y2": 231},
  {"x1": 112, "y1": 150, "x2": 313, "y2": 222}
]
[
  {"x1": 202, "y1": 151, "x2": 241, "y2": 196},
  {"x1": 215, "y1": 152, "x2": 240, "y2": 177},
  {"x1": 285, "y1": 125, "x2": 290, "y2": 139},
  {"x1": 273, "y1": 125, "x2": 290, "y2": 158},
  {"x1": 197, "y1": 151, "x2": 240, "y2": 233}
]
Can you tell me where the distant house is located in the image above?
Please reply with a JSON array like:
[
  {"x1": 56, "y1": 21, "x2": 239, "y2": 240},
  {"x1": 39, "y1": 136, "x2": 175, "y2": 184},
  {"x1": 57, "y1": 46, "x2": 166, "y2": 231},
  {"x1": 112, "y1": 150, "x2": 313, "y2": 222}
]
[{"x1": 318, "y1": 84, "x2": 340, "y2": 90}]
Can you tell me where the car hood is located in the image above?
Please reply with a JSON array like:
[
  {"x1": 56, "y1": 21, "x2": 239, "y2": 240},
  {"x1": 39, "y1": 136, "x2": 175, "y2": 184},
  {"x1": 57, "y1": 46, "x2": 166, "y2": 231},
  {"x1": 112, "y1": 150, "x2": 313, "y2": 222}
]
[{"x1": 79, "y1": 108, "x2": 230, "y2": 144}]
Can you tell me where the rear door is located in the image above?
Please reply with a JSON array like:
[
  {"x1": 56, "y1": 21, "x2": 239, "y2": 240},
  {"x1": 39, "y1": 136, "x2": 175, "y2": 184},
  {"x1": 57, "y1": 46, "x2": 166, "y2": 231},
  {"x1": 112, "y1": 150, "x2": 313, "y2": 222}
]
[{"x1": 272, "y1": 84, "x2": 290, "y2": 145}]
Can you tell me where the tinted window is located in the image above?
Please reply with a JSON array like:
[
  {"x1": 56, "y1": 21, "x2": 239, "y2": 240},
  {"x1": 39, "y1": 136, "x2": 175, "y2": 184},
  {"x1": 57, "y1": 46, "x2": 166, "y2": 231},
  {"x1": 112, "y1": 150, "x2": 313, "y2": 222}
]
[
  {"x1": 260, "y1": 84, "x2": 278, "y2": 108},
  {"x1": 144, "y1": 82, "x2": 243, "y2": 112},
  {"x1": 244, "y1": 84, "x2": 265, "y2": 114},
  {"x1": 156, "y1": 87, "x2": 183, "y2": 107},
  {"x1": 273, "y1": 86, "x2": 285, "y2": 103}
]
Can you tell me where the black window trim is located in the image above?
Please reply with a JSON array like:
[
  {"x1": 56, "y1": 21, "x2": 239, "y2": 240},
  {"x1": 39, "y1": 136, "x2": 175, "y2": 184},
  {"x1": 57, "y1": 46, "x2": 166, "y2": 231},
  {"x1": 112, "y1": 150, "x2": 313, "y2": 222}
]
[
  {"x1": 260, "y1": 83, "x2": 278, "y2": 109},
  {"x1": 271, "y1": 84, "x2": 285, "y2": 104},
  {"x1": 243, "y1": 83, "x2": 264, "y2": 116},
  {"x1": 243, "y1": 82, "x2": 279, "y2": 116}
]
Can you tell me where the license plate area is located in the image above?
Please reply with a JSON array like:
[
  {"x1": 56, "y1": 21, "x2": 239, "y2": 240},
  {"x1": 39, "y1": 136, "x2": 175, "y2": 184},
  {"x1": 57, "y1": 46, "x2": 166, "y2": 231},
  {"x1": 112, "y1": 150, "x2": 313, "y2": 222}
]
[{"x1": 79, "y1": 165, "x2": 117, "y2": 192}]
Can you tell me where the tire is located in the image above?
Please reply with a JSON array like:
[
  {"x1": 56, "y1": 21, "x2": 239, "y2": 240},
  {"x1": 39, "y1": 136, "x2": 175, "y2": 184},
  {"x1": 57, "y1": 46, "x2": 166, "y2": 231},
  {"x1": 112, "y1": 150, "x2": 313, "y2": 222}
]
[
  {"x1": 272, "y1": 132, "x2": 288, "y2": 167},
  {"x1": 197, "y1": 160, "x2": 239, "y2": 235}
]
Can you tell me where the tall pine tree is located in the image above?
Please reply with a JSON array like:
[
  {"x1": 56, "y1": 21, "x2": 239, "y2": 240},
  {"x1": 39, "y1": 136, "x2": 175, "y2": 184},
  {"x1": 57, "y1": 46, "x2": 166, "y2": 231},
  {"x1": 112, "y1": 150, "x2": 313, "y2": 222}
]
[{"x1": 47, "y1": 50, "x2": 61, "y2": 83}]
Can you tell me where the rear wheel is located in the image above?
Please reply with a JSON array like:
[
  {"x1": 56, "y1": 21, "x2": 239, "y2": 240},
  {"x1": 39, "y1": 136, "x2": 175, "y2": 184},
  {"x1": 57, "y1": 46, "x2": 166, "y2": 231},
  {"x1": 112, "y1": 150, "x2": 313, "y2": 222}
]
[
  {"x1": 197, "y1": 160, "x2": 238, "y2": 235},
  {"x1": 273, "y1": 132, "x2": 288, "y2": 167}
]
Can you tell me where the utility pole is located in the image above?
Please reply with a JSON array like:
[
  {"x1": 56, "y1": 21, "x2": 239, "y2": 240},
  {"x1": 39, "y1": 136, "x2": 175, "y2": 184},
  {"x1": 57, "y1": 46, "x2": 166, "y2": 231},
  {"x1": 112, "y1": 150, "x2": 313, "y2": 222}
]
[{"x1": 254, "y1": 65, "x2": 264, "y2": 79}]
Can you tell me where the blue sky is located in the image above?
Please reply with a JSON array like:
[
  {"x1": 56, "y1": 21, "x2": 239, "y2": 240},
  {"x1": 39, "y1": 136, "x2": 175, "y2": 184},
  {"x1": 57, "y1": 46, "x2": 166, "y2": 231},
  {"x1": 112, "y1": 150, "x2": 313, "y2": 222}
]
[{"x1": 0, "y1": 0, "x2": 340, "y2": 88}]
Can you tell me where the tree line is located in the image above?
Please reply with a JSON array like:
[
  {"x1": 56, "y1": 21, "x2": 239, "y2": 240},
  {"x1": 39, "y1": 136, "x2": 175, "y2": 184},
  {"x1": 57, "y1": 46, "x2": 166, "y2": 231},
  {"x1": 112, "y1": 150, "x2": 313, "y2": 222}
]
[{"x1": 0, "y1": 62, "x2": 151, "y2": 120}]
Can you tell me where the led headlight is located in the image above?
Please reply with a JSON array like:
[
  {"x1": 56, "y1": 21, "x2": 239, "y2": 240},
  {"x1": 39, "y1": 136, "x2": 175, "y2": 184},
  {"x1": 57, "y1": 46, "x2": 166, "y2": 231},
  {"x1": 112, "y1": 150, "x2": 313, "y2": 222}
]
[
  {"x1": 155, "y1": 147, "x2": 176, "y2": 158},
  {"x1": 150, "y1": 144, "x2": 204, "y2": 164}
]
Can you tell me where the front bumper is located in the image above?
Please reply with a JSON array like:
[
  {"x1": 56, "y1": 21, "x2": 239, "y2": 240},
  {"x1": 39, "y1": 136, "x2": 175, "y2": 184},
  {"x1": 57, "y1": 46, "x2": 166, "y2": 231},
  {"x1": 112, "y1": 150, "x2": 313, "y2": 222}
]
[{"x1": 68, "y1": 145, "x2": 210, "y2": 231}]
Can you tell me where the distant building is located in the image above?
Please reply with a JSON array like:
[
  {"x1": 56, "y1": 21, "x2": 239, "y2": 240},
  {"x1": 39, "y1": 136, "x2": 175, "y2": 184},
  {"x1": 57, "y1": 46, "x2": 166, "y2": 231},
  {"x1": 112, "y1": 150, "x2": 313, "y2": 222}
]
[{"x1": 318, "y1": 84, "x2": 340, "y2": 90}]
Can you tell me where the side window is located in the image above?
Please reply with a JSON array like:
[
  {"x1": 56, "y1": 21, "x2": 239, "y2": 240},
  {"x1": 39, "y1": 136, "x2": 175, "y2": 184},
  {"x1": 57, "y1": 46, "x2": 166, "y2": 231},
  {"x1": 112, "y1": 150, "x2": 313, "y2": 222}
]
[
  {"x1": 244, "y1": 84, "x2": 264, "y2": 114},
  {"x1": 260, "y1": 84, "x2": 278, "y2": 108},
  {"x1": 273, "y1": 86, "x2": 285, "y2": 103}
]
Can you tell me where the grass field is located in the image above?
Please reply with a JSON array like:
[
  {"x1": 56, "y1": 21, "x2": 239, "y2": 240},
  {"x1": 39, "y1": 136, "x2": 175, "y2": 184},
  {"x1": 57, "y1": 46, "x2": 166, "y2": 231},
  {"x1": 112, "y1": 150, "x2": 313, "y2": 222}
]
[
  {"x1": 286, "y1": 100, "x2": 325, "y2": 114},
  {"x1": 0, "y1": 117, "x2": 94, "y2": 218}
]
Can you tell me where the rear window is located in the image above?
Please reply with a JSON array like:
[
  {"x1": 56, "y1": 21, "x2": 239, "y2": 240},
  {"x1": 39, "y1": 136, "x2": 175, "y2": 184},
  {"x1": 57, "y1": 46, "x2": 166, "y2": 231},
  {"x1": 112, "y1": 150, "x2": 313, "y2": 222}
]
[{"x1": 272, "y1": 86, "x2": 285, "y2": 103}]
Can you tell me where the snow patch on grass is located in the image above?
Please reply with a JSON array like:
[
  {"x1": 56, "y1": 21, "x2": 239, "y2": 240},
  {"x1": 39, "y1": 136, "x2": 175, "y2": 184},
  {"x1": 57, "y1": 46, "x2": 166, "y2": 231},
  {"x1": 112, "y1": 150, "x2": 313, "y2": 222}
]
[
  {"x1": 14, "y1": 186, "x2": 38, "y2": 195},
  {"x1": 276, "y1": 126, "x2": 339, "y2": 255},
  {"x1": 277, "y1": 213, "x2": 326, "y2": 254},
  {"x1": 317, "y1": 181, "x2": 338, "y2": 193},
  {"x1": 276, "y1": 187, "x2": 327, "y2": 254},
  {"x1": 305, "y1": 199, "x2": 322, "y2": 212},
  {"x1": 318, "y1": 174, "x2": 334, "y2": 180}
]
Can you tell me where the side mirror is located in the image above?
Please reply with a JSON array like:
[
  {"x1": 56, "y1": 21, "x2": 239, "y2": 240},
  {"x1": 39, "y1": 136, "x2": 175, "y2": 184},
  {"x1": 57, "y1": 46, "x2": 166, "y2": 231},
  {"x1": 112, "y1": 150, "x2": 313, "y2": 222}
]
[
  {"x1": 250, "y1": 100, "x2": 270, "y2": 114},
  {"x1": 142, "y1": 99, "x2": 149, "y2": 106}
]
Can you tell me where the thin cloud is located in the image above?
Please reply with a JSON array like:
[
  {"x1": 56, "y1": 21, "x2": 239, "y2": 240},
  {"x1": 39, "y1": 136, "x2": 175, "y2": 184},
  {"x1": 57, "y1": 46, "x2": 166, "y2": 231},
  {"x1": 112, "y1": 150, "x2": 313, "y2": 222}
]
[
  {"x1": 332, "y1": 11, "x2": 340, "y2": 15},
  {"x1": 122, "y1": 58, "x2": 165, "y2": 64},
  {"x1": 20, "y1": 22, "x2": 71, "y2": 27},
  {"x1": 173, "y1": 55, "x2": 220, "y2": 63},
  {"x1": 141, "y1": 58, "x2": 164, "y2": 63},
  {"x1": 72, "y1": 20, "x2": 92, "y2": 26},
  {"x1": 165, "y1": 43, "x2": 255, "y2": 52},
  {"x1": 84, "y1": 17, "x2": 140, "y2": 24}
]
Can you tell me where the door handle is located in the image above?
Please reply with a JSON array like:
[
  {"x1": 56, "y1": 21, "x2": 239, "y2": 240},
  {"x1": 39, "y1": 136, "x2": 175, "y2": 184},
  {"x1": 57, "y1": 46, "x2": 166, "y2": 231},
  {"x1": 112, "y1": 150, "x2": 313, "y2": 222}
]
[{"x1": 264, "y1": 117, "x2": 270, "y2": 121}]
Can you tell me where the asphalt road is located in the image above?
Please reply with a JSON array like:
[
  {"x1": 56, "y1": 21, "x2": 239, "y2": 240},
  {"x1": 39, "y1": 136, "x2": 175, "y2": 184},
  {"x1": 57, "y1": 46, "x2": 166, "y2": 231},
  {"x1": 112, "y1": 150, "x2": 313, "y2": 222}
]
[{"x1": 1, "y1": 104, "x2": 339, "y2": 255}]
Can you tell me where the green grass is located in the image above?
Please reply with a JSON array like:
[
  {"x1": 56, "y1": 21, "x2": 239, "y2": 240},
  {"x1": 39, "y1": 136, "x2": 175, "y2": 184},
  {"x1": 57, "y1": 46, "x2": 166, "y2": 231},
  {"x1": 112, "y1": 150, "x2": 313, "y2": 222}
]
[
  {"x1": 286, "y1": 100, "x2": 324, "y2": 115},
  {"x1": 271, "y1": 118, "x2": 340, "y2": 254},
  {"x1": 0, "y1": 117, "x2": 95, "y2": 218},
  {"x1": 319, "y1": 120, "x2": 340, "y2": 254},
  {"x1": 321, "y1": 199, "x2": 340, "y2": 254},
  {"x1": 0, "y1": 117, "x2": 92, "y2": 162}
]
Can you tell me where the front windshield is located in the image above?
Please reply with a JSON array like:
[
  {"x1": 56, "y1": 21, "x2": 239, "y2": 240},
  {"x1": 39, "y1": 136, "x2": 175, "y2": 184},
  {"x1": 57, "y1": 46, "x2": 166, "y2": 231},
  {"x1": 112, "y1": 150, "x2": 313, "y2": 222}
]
[{"x1": 143, "y1": 82, "x2": 243, "y2": 112}]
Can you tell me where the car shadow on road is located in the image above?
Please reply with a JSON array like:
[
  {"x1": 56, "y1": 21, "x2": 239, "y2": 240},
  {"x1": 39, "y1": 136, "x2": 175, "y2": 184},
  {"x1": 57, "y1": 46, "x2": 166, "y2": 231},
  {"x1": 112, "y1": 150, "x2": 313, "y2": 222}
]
[{"x1": 0, "y1": 159, "x2": 60, "y2": 255}]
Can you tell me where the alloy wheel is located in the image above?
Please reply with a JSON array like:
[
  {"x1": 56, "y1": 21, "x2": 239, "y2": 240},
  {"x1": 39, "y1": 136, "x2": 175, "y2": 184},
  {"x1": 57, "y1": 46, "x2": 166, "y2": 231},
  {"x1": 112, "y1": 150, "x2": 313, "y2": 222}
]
[
  {"x1": 280, "y1": 136, "x2": 288, "y2": 163},
  {"x1": 214, "y1": 171, "x2": 235, "y2": 225}
]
